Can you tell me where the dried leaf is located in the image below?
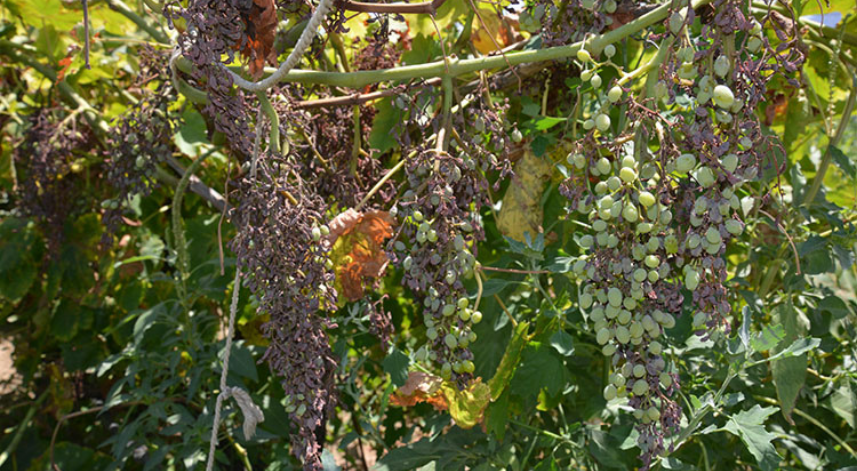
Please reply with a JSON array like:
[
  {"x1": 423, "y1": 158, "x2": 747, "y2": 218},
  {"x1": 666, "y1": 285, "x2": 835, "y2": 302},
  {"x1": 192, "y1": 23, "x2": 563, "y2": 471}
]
[
  {"x1": 327, "y1": 209, "x2": 395, "y2": 301},
  {"x1": 390, "y1": 371, "x2": 447, "y2": 409},
  {"x1": 239, "y1": 0, "x2": 278, "y2": 79},
  {"x1": 497, "y1": 149, "x2": 553, "y2": 242},
  {"x1": 471, "y1": 9, "x2": 518, "y2": 55},
  {"x1": 440, "y1": 378, "x2": 491, "y2": 429},
  {"x1": 56, "y1": 56, "x2": 73, "y2": 82}
]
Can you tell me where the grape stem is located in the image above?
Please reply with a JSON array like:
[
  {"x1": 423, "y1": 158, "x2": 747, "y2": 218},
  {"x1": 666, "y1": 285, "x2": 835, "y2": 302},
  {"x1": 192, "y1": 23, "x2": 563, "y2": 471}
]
[{"x1": 354, "y1": 159, "x2": 408, "y2": 211}]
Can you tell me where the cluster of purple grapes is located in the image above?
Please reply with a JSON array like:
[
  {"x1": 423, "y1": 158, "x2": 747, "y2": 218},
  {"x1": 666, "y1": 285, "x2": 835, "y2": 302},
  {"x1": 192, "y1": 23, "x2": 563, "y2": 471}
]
[{"x1": 15, "y1": 109, "x2": 91, "y2": 257}]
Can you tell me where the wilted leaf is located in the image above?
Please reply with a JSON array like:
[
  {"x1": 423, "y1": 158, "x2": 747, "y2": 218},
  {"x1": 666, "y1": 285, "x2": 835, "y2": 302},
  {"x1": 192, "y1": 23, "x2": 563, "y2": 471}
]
[
  {"x1": 440, "y1": 378, "x2": 491, "y2": 429},
  {"x1": 390, "y1": 371, "x2": 446, "y2": 409},
  {"x1": 471, "y1": 8, "x2": 518, "y2": 55},
  {"x1": 238, "y1": 0, "x2": 278, "y2": 79},
  {"x1": 488, "y1": 321, "x2": 530, "y2": 401},
  {"x1": 327, "y1": 209, "x2": 395, "y2": 301},
  {"x1": 497, "y1": 149, "x2": 553, "y2": 243}
]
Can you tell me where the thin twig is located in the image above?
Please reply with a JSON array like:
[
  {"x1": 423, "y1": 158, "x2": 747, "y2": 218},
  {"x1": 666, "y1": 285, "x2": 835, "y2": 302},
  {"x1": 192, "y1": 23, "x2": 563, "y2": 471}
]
[
  {"x1": 481, "y1": 265, "x2": 549, "y2": 275},
  {"x1": 81, "y1": 0, "x2": 91, "y2": 69},
  {"x1": 340, "y1": 0, "x2": 445, "y2": 15},
  {"x1": 758, "y1": 209, "x2": 801, "y2": 275},
  {"x1": 295, "y1": 79, "x2": 442, "y2": 109},
  {"x1": 354, "y1": 159, "x2": 407, "y2": 211},
  {"x1": 493, "y1": 292, "x2": 517, "y2": 328}
]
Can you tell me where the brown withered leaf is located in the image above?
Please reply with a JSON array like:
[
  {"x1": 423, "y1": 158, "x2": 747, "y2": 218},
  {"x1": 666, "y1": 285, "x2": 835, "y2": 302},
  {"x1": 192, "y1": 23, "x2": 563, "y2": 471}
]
[
  {"x1": 390, "y1": 371, "x2": 448, "y2": 410},
  {"x1": 239, "y1": 0, "x2": 278, "y2": 79},
  {"x1": 327, "y1": 209, "x2": 395, "y2": 301}
]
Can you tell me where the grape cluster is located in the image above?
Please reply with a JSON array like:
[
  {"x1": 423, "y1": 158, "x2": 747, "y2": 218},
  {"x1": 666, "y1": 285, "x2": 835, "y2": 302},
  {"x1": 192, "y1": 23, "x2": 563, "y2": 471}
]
[
  {"x1": 230, "y1": 157, "x2": 337, "y2": 471},
  {"x1": 103, "y1": 49, "x2": 176, "y2": 245},
  {"x1": 15, "y1": 109, "x2": 92, "y2": 257},
  {"x1": 391, "y1": 149, "x2": 488, "y2": 386},
  {"x1": 171, "y1": 0, "x2": 256, "y2": 158},
  {"x1": 561, "y1": 2, "x2": 802, "y2": 467}
]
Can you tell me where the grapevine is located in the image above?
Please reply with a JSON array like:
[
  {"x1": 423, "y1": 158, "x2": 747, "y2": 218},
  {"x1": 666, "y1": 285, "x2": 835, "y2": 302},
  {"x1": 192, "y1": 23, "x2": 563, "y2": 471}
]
[{"x1": 0, "y1": 0, "x2": 855, "y2": 470}]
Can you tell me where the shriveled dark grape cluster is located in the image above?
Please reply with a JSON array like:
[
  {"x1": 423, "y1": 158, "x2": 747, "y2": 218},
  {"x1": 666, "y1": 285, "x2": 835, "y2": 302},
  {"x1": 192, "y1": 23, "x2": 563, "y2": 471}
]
[
  {"x1": 229, "y1": 155, "x2": 337, "y2": 471},
  {"x1": 15, "y1": 109, "x2": 92, "y2": 257},
  {"x1": 560, "y1": 1, "x2": 803, "y2": 467},
  {"x1": 103, "y1": 48, "x2": 175, "y2": 245},
  {"x1": 170, "y1": 0, "x2": 255, "y2": 158}
]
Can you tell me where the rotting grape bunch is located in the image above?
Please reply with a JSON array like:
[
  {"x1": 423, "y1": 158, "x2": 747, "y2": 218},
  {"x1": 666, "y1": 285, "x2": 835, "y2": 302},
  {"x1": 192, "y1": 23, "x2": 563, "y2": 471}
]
[{"x1": 561, "y1": 0, "x2": 802, "y2": 467}]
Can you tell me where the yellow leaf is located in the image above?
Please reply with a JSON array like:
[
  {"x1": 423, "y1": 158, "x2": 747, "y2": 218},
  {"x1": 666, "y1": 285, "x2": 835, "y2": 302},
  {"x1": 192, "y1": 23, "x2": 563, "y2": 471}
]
[
  {"x1": 497, "y1": 149, "x2": 553, "y2": 242},
  {"x1": 440, "y1": 378, "x2": 491, "y2": 429},
  {"x1": 471, "y1": 8, "x2": 518, "y2": 55}
]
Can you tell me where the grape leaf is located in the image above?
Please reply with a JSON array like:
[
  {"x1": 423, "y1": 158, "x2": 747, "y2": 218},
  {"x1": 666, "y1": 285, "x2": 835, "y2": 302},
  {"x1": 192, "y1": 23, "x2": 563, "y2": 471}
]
[
  {"x1": 497, "y1": 149, "x2": 553, "y2": 243},
  {"x1": 723, "y1": 405, "x2": 782, "y2": 471},
  {"x1": 440, "y1": 379, "x2": 491, "y2": 429},
  {"x1": 829, "y1": 145, "x2": 856, "y2": 178},
  {"x1": 510, "y1": 342, "x2": 569, "y2": 398},
  {"x1": 549, "y1": 330, "x2": 574, "y2": 357},
  {"x1": 771, "y1": 302, "x2": 806, "y2": 423},
  {"x1": 383, "y1": 348, "x2": 410, "y2": 388}
]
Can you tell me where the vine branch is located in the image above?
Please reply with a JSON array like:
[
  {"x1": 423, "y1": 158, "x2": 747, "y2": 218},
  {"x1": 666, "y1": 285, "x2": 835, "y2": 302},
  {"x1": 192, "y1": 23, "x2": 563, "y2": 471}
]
[{"x1": 178, "y1": 0, "x2": 713, "y2": 91}]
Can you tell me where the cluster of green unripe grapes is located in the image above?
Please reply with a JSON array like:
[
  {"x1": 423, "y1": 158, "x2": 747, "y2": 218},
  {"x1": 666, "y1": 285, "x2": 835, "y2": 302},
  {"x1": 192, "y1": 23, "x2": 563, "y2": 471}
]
[
  {"x1": 566, "y1": 146, "x2": 681, "y2": 416},
  {"x1": 575, "y1": 46, "x2": 625, "y2": 135},
  {"x1": 393, "y1": 153, "x2": 491, "y2": 384}
]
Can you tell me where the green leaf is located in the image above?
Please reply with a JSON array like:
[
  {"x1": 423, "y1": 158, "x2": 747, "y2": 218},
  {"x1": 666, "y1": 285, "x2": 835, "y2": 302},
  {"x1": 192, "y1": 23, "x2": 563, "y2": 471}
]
[
  {"x1": 549, "y1": 330, "x2": 574, "y2": 356},
  {"x1": 474, "y1": 277, "x2": 518, "y2": 297},
  {"x1": 488, "y1": 321, "x2": 529, "y2": 401},
  {"x1": 133, "y1": 305, "x2": 163, "y2": 346},
  {"x1": 723, "y1": 405, "x2": 782, "y2": 471},
  {"x1": 0, "y1": 218, "x2": 37, "y2": 303},
  {"x1": 751, "y1": 324, "x2": 786, "y2": 353},
  {"x1": 372, "y1": 437, "x2": 441, "y2": 471},
  {"x1": 485, "y1": 389, "x2": 510, "y2": 440},
  {"x1": 383, "y1": 348, "x2": 410, "y2": 388},
  {"x1": 829, "y1": 380, "x2": 856, "y2": 429},
  {"x1": 771, "y1": 302, "x2": 806, "y2": 423},
  {"x1": 510, "y1": 341, "x2": 569, "y2": 398},
  {"x1": 51, "y1": 301, "x2": 81, "y2": 342},
  {"x1": 531, "y1": 116, "x2": 566, "y2": 131},
  {"x1": 819, "y1": 295, "x2": 851, "y2": 320},
  {"x1": 765, "y1": 337, "x2": 821, "y2": 363},
  {"x1": 225, "y1": 343, "x2": 259, "y2": 383},
  {"x1": 368, "y1": 96, "x2": 405, "y2": 154},
  {"x1": 174, "y1": 108, "x2": 209, "y2": 156},
  {"x1": 829, "y1": 145, "x2": 856, "y2": 178}
]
